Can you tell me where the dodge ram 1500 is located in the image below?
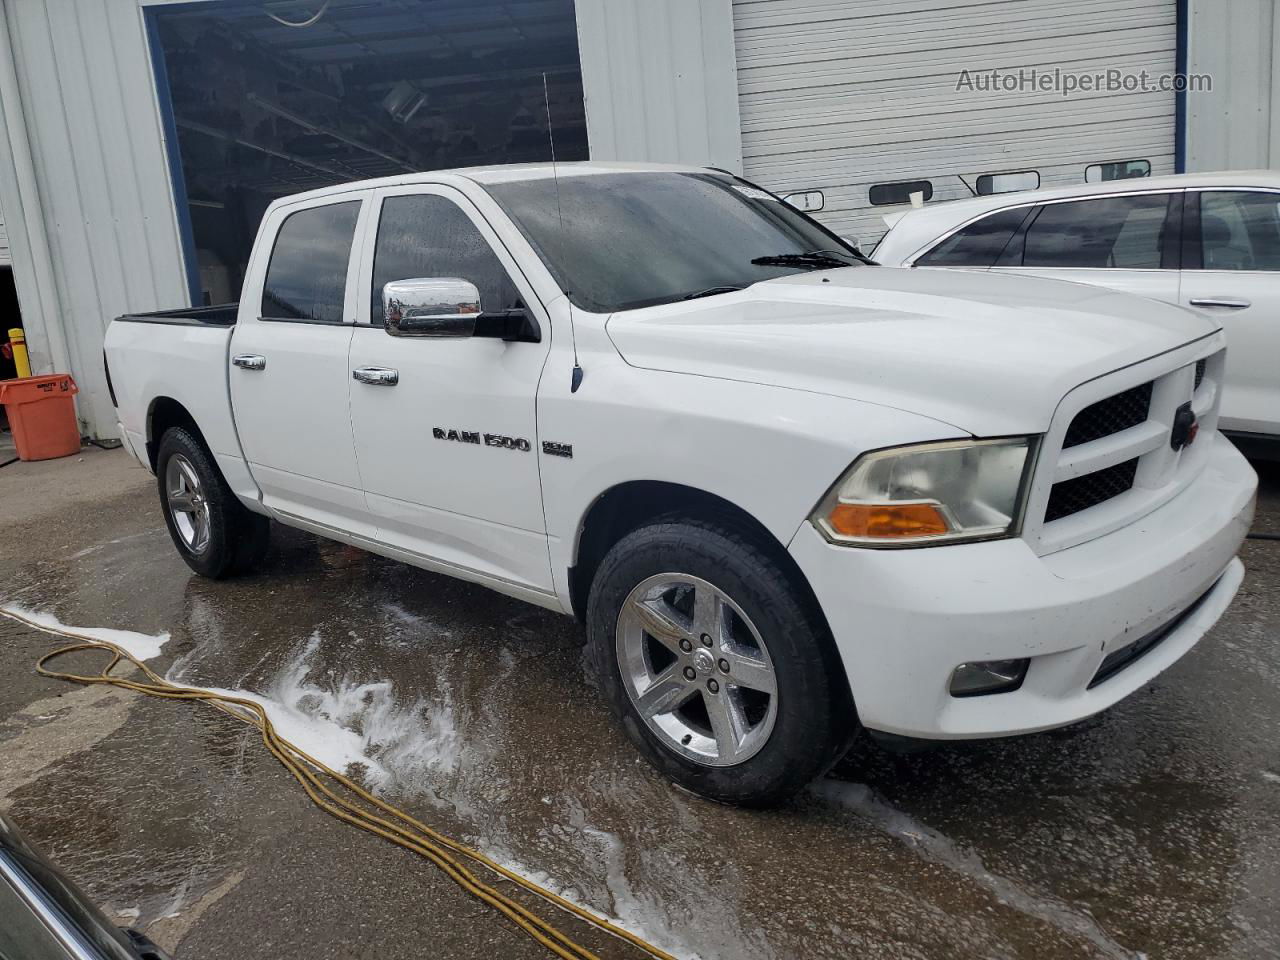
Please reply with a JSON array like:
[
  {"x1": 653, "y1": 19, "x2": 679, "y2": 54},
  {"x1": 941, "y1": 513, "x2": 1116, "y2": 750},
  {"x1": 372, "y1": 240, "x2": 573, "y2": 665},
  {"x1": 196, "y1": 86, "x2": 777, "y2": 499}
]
[{"x1": 104, "y1": 163, "x2": 1258, "y2": 805}]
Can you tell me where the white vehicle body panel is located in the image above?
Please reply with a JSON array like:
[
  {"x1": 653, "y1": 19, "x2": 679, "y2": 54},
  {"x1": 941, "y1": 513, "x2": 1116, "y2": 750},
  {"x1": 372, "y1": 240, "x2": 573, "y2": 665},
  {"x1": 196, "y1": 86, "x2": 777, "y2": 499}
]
[
  {"x1": 874, "y1": 171, "x2": 1280, "y2": 438},
  {"x1": 103, "y1": 163, "x2": 1258, "y2": 742}
]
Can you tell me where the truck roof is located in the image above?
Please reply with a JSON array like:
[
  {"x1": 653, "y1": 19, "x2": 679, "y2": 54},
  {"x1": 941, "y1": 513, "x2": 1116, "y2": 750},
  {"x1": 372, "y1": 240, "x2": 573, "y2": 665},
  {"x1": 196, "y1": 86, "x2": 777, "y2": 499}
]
[{"x1": 263, "y1": 161, "x2": 717, "y2": 209}]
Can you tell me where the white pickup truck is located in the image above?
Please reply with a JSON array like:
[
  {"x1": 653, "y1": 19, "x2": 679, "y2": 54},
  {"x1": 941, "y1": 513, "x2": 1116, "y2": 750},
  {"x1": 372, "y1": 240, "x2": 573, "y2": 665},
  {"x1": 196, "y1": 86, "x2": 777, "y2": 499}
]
[{"x1": 105, "y1": 162, "x2": 1257, "y2": 806}]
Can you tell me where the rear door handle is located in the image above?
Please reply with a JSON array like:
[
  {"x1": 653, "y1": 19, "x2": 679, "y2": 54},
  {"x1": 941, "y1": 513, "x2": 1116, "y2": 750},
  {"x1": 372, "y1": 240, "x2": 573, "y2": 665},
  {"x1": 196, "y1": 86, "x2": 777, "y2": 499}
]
[
  {"x1": 232, "y1": 354, "x2": 266, "y2": 371},
  {"x1": 352, "y1": 366, "x2": 399, "y2": 386},
  {"x1": 1189, "y1": 297, "x2": 1251, "y2": 310}
]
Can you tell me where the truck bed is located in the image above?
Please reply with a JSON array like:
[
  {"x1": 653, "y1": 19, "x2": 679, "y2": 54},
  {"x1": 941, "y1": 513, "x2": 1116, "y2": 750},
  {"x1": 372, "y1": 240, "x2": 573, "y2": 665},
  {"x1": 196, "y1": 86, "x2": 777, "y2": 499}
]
[{"x1": 115, "y1": 303, "x2": 238, "y2": 326}]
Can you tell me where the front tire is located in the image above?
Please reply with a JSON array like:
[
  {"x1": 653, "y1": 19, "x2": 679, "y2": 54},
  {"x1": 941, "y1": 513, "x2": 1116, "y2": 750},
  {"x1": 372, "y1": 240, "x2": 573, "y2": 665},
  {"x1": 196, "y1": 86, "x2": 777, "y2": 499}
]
[
  {"x1": 156, "y1": 427, "x2": 270, "y2": 579},
  {"x1": 587, "y1": 517, "x2": 853, "y2": 806}
]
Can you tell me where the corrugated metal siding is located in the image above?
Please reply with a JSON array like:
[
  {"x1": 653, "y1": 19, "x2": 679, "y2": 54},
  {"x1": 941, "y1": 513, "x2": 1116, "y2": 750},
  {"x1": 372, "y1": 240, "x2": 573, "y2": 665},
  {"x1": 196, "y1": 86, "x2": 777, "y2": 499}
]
[
  {"x1": 1187, "y1": 0, "x2": 1280, "y2": 171},
  {"x1": 576, "y1": 0, "x2": 743, "y2": 169},
  {"x1": 0, "y1": 0, "x2": 188, "y2": 437},
  {"x1": 733, "y1": 0, "x2": 1179, "y2": 246}
]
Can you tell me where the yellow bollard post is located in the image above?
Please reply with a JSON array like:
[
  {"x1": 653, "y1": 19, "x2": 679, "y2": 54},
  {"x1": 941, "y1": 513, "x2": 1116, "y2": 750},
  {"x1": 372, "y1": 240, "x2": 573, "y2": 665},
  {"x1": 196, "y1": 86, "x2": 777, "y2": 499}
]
[{"x1": 8, "y1": 328, "x2": 30, "y2": 379}]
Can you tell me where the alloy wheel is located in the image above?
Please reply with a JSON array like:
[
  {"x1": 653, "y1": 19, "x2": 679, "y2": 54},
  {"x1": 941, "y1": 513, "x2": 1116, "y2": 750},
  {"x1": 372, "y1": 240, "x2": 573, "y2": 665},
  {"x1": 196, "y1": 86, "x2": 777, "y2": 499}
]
[{"x1": 616, "y1": 573, "x2": 778, "y2": 767}]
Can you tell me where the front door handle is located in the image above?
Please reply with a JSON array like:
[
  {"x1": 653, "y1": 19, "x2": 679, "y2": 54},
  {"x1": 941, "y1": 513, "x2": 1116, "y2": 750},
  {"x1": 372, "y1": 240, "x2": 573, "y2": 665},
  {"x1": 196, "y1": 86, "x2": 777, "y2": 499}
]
[
  {"x1": 352, "y1": 366, "x2": 399, "y2": 386},
  {"x1": 232, "y1": 354, "x2": 266, "y2": 371},
  {"x1": 1189, "y1": 297, "x2": 1251, "y2": 310}
]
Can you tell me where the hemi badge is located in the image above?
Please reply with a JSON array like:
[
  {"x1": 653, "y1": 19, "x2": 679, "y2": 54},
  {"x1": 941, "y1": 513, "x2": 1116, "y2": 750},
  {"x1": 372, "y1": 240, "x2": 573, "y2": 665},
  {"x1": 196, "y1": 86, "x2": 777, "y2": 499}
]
[{"x1": 542, "y1": 441, "x2": 573, "y2": 459}]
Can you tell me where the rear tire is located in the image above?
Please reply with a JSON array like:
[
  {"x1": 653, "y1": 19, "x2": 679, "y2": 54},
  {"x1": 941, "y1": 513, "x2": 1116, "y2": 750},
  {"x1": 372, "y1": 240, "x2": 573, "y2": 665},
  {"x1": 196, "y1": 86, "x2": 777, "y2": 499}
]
[
  {"x1": 156, "y1": 427, "x2": 270, "y2": 579},
  {"x1": 586, "y1": 516, "x2": 853, "y2": 806}
]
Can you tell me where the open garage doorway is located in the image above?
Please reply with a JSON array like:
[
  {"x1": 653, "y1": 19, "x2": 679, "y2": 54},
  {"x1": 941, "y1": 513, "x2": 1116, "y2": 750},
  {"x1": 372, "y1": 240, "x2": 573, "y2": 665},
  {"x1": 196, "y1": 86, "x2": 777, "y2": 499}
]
[{"x1": 148, "y1": 0, "x2": 588, "y2": 305}]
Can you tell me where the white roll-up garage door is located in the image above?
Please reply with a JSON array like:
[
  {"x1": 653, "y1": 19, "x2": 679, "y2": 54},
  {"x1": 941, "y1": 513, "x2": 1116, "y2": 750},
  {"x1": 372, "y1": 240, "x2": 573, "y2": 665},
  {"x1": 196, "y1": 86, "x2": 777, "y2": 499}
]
[
  {"x1": 733, "y1": 0, "x2": 1178, "y2": 248},
  {"x1": 0, "y1": 209, "x2": 9, "y2": 267}
]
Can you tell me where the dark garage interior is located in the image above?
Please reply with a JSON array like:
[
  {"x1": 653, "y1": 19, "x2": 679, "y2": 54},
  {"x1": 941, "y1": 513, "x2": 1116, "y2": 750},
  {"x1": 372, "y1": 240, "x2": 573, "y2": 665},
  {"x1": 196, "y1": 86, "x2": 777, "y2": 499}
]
[{"x1": 149, "y1": 0, "x2": 588, "y2": 305}]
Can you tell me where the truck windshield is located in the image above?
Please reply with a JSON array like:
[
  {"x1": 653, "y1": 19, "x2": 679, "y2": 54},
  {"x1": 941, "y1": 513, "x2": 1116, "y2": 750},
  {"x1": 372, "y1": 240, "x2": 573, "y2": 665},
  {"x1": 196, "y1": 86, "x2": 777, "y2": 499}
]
[{"x1": 483, "y1": 172, "x2": 865, "y2": 313}]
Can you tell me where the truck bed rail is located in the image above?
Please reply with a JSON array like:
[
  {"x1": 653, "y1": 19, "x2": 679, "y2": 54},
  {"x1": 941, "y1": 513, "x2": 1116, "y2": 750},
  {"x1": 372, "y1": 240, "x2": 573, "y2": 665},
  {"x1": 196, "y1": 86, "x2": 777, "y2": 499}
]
[{"x1": 115, "y1": 304, "x2": 238, "y2": 327}]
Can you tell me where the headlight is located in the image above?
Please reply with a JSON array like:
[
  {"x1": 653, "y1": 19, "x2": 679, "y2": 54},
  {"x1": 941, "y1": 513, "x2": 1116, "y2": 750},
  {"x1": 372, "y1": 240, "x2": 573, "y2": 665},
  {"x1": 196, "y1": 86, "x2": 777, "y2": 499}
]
[{"x1": 812, "y1": 437, "x2": 1036, "y2": 547}]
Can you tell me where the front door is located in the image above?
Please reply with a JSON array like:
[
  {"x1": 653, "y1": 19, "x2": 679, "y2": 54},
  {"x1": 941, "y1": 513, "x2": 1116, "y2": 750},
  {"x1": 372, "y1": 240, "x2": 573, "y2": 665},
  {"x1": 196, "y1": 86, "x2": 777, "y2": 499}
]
[
  {"x1": 229, "y1": 193, "x2": 374, "y2": 536},
  {"x1": 1179, "y1": 189, "x2": 1280, "y2": 435},
  {"x1": 347, "y1": 185, "x2": 554, "y2": 595}
]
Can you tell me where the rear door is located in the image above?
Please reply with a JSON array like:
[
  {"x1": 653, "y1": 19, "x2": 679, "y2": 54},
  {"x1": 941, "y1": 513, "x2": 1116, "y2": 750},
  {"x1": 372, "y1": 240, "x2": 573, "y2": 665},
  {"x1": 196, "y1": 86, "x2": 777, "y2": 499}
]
[
  {"x1": 229, "y1": 191, "x2": 375, "y2": 536},
  {"x1": 346, "y1": 184, "x2": 554, "y2": 596},
  {"x1": 1180, "y1": 189, "x2": 1280, "y2": 435},
  {"x1": 987, "y1": 190, "x2": 1184, "y2": 304}
]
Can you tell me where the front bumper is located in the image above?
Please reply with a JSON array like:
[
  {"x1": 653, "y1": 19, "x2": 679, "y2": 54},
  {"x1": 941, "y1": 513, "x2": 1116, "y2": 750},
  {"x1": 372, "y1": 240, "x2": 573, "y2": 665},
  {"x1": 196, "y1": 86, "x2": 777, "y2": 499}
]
[{"x1": 789, "y1": 433, "x2": 1257, "y2": 740}]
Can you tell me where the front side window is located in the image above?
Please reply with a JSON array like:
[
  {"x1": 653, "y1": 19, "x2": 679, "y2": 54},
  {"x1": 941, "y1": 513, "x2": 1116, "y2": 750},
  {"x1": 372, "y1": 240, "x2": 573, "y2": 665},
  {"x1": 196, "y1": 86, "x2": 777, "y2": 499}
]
[
  {"x1": 917, "y1": 207, "x2": 1031, "y2": 267},
  {"x1": 260, "y1": 201, "x2": 360, "y2": 323},
  {"x1": 1198, "y1": 191, "x2": 1280, "y2": 271},
  {"x1": 370, "y1": 195, "x2": 519, "y2": 324},
  {"x1": 1020, "y1": 194, "x2": 1173, "y2": 269},
  {"x1": 483, "y1": 172, "x2": 864, "y2": 313}
]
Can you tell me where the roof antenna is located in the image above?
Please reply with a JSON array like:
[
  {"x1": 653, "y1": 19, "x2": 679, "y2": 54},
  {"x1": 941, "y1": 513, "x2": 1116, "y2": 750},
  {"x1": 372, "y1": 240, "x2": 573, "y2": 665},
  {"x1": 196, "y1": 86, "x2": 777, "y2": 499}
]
[{"x1": 543, "y1": 72, "x2": 583, "y2": 393}]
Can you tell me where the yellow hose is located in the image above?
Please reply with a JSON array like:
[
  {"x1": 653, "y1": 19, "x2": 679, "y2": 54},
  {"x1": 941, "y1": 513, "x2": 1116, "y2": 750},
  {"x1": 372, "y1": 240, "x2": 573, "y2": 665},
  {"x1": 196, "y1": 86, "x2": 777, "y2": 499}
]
[{"x1": 1, "y1": 608, "x2": 677, "y2": 960}]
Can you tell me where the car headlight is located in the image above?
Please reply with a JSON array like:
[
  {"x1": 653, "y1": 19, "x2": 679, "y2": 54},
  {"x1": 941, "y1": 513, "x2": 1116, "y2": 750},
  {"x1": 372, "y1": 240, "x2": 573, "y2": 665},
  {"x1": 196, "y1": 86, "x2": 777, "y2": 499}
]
[{"x1": 811, "y1": 437, "x2": 1036, "y2": 547}]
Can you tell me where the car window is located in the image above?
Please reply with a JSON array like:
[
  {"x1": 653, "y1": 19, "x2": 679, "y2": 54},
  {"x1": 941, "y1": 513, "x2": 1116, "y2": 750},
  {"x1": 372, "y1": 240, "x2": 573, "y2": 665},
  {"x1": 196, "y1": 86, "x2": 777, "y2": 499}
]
[
  {"x1": 1021, "y1": 194, "x2": 1172, "y2": 269},
  {"x1": 483, "y1": 172, "x2": 863, "y2": 313},
  {"x1": 916, "y1": 207, "x2": 1030, "y2": 267},
  {"x1": 1198, "y1": 191, "x2": 1280, "y2": 271},
  {"x1": 261, "y1": 200, "x2": 361, "y2": 323},
  {"x1": 370, "y1": 194, "x2": 520, "y2": 324}
]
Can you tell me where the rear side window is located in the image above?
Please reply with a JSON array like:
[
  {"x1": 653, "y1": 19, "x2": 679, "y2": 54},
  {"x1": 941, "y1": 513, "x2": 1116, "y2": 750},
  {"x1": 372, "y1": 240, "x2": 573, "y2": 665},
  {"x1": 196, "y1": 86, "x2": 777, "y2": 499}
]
[
  {"x1": 1022, "y1": 194, "x2": 1173, "y2": 269},
  {"x1": 261, "y1": 201, "x2": 361, "y2": 323},
  {"x1": 1198, "y1": 191, "x2": 1280, "y2": 271},
  {"x1": 370, "y1": 194, "x2": 520, "y2": 324},
  {"x1": 917, "y1": 207, "x2": 1030, "y2": 267}
]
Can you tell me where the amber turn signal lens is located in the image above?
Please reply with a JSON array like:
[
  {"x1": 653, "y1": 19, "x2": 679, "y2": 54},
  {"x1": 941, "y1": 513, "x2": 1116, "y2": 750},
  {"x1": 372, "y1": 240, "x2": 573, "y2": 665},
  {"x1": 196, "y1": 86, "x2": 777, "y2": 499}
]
[{"x1": 827, "y1": 502, "x2": 950, "y2": 539}]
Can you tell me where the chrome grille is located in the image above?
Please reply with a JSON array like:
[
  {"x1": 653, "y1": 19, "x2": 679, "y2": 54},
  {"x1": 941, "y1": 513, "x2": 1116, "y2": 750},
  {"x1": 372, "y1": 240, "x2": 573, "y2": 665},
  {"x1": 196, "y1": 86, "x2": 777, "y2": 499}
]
[{"x1": 1062, "y1": 382, "x2": 1153, "y2": 449}]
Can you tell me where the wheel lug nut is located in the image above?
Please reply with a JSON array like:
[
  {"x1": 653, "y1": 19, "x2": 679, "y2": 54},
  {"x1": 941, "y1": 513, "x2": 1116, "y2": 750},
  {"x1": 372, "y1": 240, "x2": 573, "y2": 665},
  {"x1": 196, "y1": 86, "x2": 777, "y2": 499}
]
[
  {"x1": 679, "y1": 638, "x2": 693, "y2": 652},
  {"x1": 683, "y1": 666, "x2": 697, "y2": 681},
  {"x1": 718, "y1": 658, "x2": 730, "y2": 673},
  {"x1": 700, "y1": 633, "x2": 713, "y2": 647},
  {"x1": 706, "y1": 678, "x2": 719, "y2": 694}
]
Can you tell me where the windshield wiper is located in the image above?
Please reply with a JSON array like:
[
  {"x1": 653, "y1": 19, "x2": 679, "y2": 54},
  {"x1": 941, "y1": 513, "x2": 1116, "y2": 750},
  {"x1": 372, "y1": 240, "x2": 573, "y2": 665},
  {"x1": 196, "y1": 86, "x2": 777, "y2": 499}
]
[
  {"x1": 750, "y1": 251, "x2": 856, "y2": 270},
  {"x1": 681, "y1": 285, "x2": 747, "y2": 300}
]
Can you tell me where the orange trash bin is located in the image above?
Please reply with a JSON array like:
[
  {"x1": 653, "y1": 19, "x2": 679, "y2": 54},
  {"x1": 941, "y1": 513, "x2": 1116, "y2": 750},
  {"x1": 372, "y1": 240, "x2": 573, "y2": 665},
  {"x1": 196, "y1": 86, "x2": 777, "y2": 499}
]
[{"x1": 0, "y1": 374, "x2": 81, "y2": 461}]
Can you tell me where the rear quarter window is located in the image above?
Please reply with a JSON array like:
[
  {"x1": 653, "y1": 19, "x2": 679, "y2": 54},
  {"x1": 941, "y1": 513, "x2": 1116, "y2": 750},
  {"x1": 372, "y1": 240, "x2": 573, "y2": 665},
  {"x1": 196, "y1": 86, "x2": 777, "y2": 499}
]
[{"x1": 917, "y1": 207, "x2": 1030, "y2": 267}]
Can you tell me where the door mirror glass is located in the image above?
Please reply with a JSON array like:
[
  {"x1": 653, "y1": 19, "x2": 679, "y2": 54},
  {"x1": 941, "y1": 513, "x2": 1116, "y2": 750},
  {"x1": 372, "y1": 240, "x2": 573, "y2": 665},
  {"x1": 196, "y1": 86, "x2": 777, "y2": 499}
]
[{"x1": 383, "y1": 278, "x2": 481, "y2": 337}]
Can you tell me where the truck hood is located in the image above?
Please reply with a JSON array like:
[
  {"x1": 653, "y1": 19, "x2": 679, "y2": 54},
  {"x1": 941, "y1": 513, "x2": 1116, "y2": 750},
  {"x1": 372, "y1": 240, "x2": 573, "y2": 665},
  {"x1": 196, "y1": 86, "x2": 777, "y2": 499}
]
[{"x1": 605, "y1": 267, "x2": 1219, "y2": 436}]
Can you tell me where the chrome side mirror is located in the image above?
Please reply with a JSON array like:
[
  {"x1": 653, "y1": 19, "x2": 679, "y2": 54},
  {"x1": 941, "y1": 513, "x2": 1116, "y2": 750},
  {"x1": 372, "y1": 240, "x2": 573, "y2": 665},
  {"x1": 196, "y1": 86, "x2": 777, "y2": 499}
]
[{"x1": 383, "y1": 278, "x2": 481, "y2": 338}]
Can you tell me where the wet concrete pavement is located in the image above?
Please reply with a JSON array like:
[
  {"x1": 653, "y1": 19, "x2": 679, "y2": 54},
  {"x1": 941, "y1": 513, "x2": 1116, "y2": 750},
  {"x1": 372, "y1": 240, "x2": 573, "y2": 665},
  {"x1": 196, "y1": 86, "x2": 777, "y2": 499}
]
[{"x1": 1, "y1": 446, "x2": 1278, "y2": 960}]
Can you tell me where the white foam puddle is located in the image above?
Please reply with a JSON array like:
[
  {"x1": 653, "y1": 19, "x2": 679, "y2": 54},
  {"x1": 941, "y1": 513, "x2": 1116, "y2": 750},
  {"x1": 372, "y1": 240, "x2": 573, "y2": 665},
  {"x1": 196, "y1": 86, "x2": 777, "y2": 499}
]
[
  {"x1": 1, "y1": 605, "x2": 170, "y2": 660},
  {"x1": 816, "y1": 781, "x2": 1142, "y2": 960},
  {"x1": 181, "y1": 632, "x2": 459, "y2": 794}
]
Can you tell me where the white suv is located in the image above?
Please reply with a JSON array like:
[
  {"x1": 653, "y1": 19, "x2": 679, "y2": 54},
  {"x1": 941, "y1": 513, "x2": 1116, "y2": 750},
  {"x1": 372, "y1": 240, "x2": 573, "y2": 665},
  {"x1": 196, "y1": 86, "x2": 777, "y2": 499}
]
[{"x1": 874, "y1": 172, "x2": 1280, "y2": 454}]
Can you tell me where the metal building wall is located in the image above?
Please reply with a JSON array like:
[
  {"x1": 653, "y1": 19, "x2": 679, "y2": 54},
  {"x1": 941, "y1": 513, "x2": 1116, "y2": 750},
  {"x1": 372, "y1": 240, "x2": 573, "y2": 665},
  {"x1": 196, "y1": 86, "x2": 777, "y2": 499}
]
[
  {"x1": 0, "y1": 0, "x2": 190, "y2": 439},
  {"x1": 575, "y1": 0, "x2": 743, "y2": 170},
  {"x1": 1186, "y1": 0, "x2": 1280, "y2": 171},
  {"x1": 733, "y1": 0, "x2": 1180, "y2": 245}
]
